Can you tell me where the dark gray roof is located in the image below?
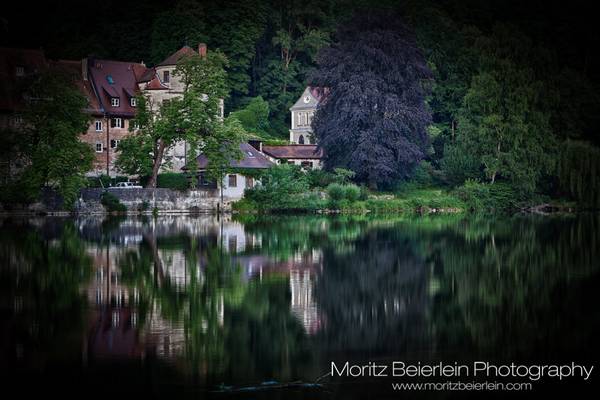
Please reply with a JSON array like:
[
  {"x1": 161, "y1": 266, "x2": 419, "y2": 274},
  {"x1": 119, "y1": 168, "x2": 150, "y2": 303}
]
[{"x1": 195, "y1": 143, "x2": 274, "y2": 170}]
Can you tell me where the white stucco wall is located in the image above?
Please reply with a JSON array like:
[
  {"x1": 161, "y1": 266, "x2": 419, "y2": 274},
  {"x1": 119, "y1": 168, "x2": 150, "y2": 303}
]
[{"x1": 222, "y1": 173, "x2": 254, "y2": 199}]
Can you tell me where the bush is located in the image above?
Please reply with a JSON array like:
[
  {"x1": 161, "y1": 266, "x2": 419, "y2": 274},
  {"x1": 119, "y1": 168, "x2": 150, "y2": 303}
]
[
  {"x1": 156, "y1": 173, "x2": 189, "y2": 190},
  {"x1": 344, "y1": 184, "x2": 361, "y2": 202},
  {"x1": 332, "y1": 168, "x2": 356, "y2": 184},
  {"x1": 326, "y1": 183, "x2": 346, "y2": 201},
  {"x1": 100, "y1": 192, "x2": 127, "y2": 212},
  {"x1": 358, "y1": 185, "x2": 369, "y2": 201},
  {"x1": 454, "y1": 180, "x2": 521, "y2": 211},
  {"x1": 245, "y1": 164, "x2": 310, "y2": 210},
  {"x1": 306, "y1": 169, "x2": 336, "y2": 188}
]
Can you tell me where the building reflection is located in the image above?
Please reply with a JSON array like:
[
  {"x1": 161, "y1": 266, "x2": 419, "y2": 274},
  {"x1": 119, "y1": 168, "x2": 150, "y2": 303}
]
[{"x1": 81, "y1": 215, "x2": 323, "y2": 365}]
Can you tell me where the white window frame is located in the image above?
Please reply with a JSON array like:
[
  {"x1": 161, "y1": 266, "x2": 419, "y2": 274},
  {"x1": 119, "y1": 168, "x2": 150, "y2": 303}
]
[
  {"x1": 130, "y1": 97, "x2": 136, "y2": 107},
  {"x1": 15, "y1": 66, "x2": 25, "y2": 77},
  {"x1": 132, "y1": 121, "x2": 139, "y2": 130},
  {"x1": 95, "y1": 120, "x2": 102, "y2": 132},
  {"x1": 111, "y1": 97, "x2": 120, "y2": 107},
  {"x1": 112, "y1": 118, "x2": 122, "y2": 128},
  {"x1": 110, "y1": 139, "x2": 120, "y2": 149},
  {"x1": 95, "y1": 142, "x2": 103, "y2": 153}
]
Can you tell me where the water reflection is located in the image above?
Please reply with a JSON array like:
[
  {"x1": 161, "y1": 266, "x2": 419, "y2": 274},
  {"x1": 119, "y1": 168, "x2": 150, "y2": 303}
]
[{"x1": 1, "y1": 214, "x2": 599, "y2": 396}]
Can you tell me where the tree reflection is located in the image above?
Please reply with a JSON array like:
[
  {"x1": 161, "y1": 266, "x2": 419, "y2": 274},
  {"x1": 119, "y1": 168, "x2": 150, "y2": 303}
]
[
  {"x1": 0, "y1": 219, "x2": 93, "y2": 368},
  {"x1": 2, "y1": 213, "x2": 599, "y2": 390}
]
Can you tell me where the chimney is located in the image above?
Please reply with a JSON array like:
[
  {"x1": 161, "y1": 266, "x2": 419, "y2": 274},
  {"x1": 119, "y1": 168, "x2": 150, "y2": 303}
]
[
  {"x1": 81, "y1": 58, "x2": 88, "y2": 81},
  {"x1": 198, "y1": 43, "x2": 207, "y2": 58}
]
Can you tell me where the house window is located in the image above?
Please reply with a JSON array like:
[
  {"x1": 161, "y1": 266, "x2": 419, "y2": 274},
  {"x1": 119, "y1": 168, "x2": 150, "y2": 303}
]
[
  {"x1": 110, "y1": 118, "x2": 122, "y2": 128},
  {"x1": 301, "y1": 161, "x2": 313, "y2": 169},
  {"x1": 298, "y1": 135, "x2": 305, "y2": 144},
  {"x1": 297, "y1": 112, "x2": 309, "y2": 127},
  {"x1": 130, "y1": 97, "x2": 136, "y2": 107},
  {"x1": 246, "y1": 177, "x2": 254, "y2": 188},
  {"x1": 228, "y1": 174, "x2": 237, "y2": 188},
  {"x1": 163, "y1": 70, "x2": 170, "y2": 83},
  {"x1": 95, "y1": 142, "x2": 103, "y2": 152},
  {"x1": 110, "y1": 139, "x2": 120, "y2": 149},
  {"x1": 15, "y1": 66, "x2": 25, "y2": 77},
  {"x1": 95, "y1": 120, "x2": 102, "y2": 132},
  {"x1": 132, "y1": 121, "x2": 139, "y2": 130},
  {"x1": 111, "y1": 97, "x2": 120, "y2": 107}
]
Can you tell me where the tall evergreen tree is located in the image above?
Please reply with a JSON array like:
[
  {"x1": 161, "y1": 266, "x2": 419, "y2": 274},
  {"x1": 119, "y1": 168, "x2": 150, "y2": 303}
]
[{"x1": 310, "y1": 11, "x2": 432, "y2": 188}]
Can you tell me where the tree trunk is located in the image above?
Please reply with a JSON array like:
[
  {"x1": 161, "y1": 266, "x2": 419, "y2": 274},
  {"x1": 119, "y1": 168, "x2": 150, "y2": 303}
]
[{"x1": 147, "y1": 140, "x2": 166, "y2": 188}]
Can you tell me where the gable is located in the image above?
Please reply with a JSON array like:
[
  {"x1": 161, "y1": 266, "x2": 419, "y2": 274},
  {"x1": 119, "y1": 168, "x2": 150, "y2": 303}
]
[{"x1": 290, "y1": 87, "x2": 320, "y2": 110}]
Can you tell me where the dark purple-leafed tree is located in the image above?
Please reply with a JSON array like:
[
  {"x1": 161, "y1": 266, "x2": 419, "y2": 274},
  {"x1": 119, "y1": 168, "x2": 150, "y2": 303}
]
[{"x1": 310, "y1": 11, "x2": 432, "y2": 189}]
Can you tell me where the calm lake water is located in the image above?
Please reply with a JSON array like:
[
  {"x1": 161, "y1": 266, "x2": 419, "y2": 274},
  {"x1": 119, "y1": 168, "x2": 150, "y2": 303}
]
[{"x1": 1, "y1": 214, "x2": 599, "y2": 398}]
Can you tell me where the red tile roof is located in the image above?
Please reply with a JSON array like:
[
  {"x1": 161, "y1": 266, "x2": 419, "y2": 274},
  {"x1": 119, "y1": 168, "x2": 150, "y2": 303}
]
[
  {"x1": 52, "y1": 59, "x2": 102, "y2": 115},
  {"x1": 144, "y1": 74, "x2": 168, "y2": 90},
  {"x1": 195, "y1": 143, "x2": 274, "y2": 170},
  {"x1": 157, "y1": 45, "x2": 197, "y2": 67},
  {"x1": 132, "y1": 63, "x2": 153, "y2": 83},
  {"x1": 87, "y1": 59, "x2": 143, "y2": 117},
  {"x1": 262, "y1": 145, "x2": 324, "y2": 159}
]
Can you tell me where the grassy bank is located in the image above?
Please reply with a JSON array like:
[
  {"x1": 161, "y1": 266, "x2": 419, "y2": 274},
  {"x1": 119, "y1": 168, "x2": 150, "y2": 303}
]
[
  {"x1": 233, "y1": 171, "x2": 579, "y2": 215},
  {"x1": 234, "y1": 186, "x2": 467, "y2": 214}
]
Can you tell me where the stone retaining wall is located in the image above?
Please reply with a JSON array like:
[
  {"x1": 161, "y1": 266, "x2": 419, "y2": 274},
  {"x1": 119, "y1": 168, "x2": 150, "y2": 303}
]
[{"x1": 79, "y1": 188, "x2": 230, "y2": 213}]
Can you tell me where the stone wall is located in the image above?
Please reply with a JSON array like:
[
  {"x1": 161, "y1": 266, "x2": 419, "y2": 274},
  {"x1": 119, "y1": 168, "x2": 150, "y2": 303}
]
[{"x1": 79, "y1": 188, "x2": 230, "y2": 213}]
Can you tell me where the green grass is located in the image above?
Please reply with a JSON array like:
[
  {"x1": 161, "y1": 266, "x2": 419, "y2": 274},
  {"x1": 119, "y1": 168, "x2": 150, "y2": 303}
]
[{"x1": 234, "y1": 186, "x2": 466, "y2": 214}]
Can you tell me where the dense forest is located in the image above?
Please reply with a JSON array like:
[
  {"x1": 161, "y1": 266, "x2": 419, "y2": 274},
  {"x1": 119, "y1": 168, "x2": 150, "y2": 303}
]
[{"x1": 2, "y1": 0, "x2": 600, "y2": 206}]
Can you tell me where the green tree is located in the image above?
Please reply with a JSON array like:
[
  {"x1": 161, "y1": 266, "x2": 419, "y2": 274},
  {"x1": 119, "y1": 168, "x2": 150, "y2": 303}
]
[
  {"x1": 201, "y1": 116, "x2": 247, "y2": 204},
  {"x1": 228, "y1": 96, "x2": 271, "y2": 136},
  {"x1": 117, "y1": 50, "x2": 229, "y2": 188},
  {"x1": 20, "y1": 68, "x2": 93, "y2": 208},
  {"x1": 454, "y1": 25, "x2": 558, "y2": 193},
  {"x1": 254, "y1": 0, "x2": 335, "y2": 136},
  {"x1": 149, "y1": 0, "x2": 207, "y2": 65},
  {"x1": 204, "y1": 0, "x2": 268, "y2": 109}
]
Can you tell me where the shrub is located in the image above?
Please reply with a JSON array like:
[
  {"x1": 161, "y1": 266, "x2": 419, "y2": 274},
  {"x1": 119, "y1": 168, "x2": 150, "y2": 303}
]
[
  {"x1": 306, "y1": 169, "x2": 336, "y2": 188},
  {"x1": 358, "y1": 185, "x2": 369, "y2": 201},
  {"x1": 333, "y1": 168, "x2": 356, "y2": 184},
  {"x1": 454, "y1": 180, "x2": 520, "y2": 211},
  {"x1": 326, "y1": 183, "x2": 345, "y2": 201},
  {"x1": 100, "y1": 192, "x2": 127, "y2": 212},
  {"x1": 245, "y1": 164, "x2": 310, "y2": 210},
  {"x1": 344, "y1": 184, "x2": 361, "y2": 202},
  {"x1": 156, "y1": 173, "x2": 189, "y2": 190}
]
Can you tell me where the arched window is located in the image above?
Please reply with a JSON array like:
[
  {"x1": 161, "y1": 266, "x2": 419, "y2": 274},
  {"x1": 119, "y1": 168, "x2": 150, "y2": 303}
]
[{"x1": 298, "y1": 135, "x2": 305, "y2": 144}]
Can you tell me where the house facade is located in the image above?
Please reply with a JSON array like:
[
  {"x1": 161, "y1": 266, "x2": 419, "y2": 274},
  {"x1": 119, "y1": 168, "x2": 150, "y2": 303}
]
[
  {"x1": 82, "y1": 57, "x2": 150, "y2": 176},
  {"x1": 194, "y1": 142, "x2": 273, "y2": 200},
  {"x1": 255, "y1": 86, "x2": 325, "y2": 169},
  {"x1": 82, "y1": 43, "x2": 223, "y2": 176},
  {"x1": 138, "y1": 44, "x2": 224, "y2": 174},
  {"x1": 289, "y1": 86, "x2": 322, "y2": 145},
  {"x1": 0, "y1": 47, "x2": 49, "y2": 182}
]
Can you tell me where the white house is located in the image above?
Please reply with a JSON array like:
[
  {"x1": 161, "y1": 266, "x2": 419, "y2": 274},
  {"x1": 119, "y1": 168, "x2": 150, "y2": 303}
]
[{"x1": 193, "y1": 142, "x2": 274, "y2": 200}]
